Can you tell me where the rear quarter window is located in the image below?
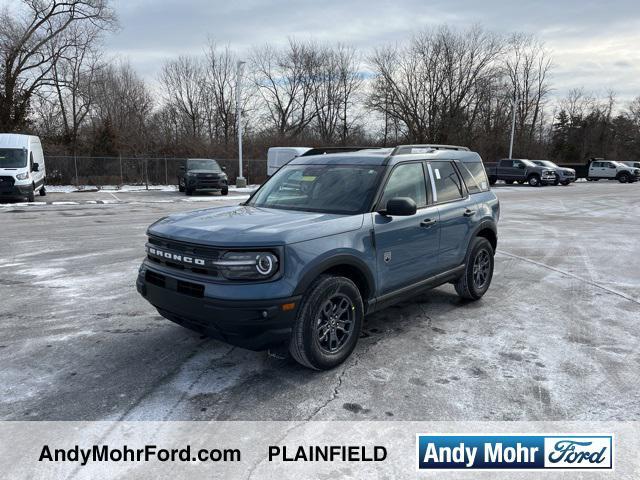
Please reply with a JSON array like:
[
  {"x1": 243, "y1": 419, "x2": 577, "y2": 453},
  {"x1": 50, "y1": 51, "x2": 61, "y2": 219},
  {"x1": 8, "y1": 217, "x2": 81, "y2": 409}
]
[{"x1": 460, "y1": 162, "x2": 490, "y2": 192}]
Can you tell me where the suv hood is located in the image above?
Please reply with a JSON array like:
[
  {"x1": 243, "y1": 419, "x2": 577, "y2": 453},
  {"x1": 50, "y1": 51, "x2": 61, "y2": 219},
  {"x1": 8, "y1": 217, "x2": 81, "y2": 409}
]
[{"x1": 148, "y1": 205, "x2": 365, "y2": 247}]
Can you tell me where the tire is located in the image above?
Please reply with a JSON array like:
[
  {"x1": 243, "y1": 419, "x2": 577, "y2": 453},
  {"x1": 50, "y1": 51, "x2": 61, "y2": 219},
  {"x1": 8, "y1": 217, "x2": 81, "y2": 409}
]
[
  {"x1": 39, "y1": 184, "x2": 46, "y2": 196},
  {"x1": 27, "y1": 186, "x2": 35, "y2": 202},
  {"x1": 185, "y1": 188, "x2": 193, "y2": 196},
  {"x1": 454, "y1": 237, "x2": 495, "y2": 301},
  {"x1": 488, "y1": 176, "x2": 497, "y2": 185},
  {"x1": 561, "y1": 180, "x2": 571, "y2": 186},
  {"x1": 618, "y1": 173, "x2": 630, "y2": 183},
  {"x1": 178, "y1": 183, "x2": 185, "y2": 192},
  {"x1": 527, "y1": 174, "x2": 541, "y2": 187},
  {"x1": 505, "y1": 180, "x2": 514, "y2": 185},
  {"x1": 553, "y1": 176, "x2": 560, "y2": 186},
  {"x1": 221, "y1": 186, "x2": 229, "y2": 196},
  {"x1": 289, "y1": 275, "x2": 363, "y2": 370}
]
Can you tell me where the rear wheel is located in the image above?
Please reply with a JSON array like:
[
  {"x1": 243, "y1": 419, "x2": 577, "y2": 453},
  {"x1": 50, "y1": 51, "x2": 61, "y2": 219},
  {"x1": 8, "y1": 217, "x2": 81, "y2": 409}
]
[
  {"x1": 488, "y1": 176, "x2": 497, "y2": 185},
  {"x1": 39, "y1": 184, "x2": 46, "y2": 196},
  {"x1": 289, "y1": 275, "x2": 363, "y2": 370},
  {"x1": 454, "y1": 237, "x2": 494, "y2": 300}
]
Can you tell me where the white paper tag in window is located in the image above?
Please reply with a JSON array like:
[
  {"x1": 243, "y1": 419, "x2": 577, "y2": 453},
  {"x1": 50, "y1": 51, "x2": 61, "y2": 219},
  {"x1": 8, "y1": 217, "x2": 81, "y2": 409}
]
[
  {"x1": 434, "y1": 169, "x2": 441, "y2": 180},
  {"x1": 481, "y1": 181, "x2": 487, "y2": 189}
]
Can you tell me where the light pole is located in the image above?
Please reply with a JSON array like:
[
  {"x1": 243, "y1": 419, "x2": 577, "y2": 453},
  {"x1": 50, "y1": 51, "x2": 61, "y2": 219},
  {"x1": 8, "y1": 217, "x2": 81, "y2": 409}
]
[
  {"x1": 508, "y1": 91, "x2": 517, "y2": 159},
  {"x1": 236, "y1": 60, "x2": 247, "y2": 188}
]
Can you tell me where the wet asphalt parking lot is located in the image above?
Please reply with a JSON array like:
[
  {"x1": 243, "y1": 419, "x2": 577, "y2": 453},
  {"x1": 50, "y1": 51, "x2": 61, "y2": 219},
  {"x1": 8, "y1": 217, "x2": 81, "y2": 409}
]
[{"x1": 0, "y1": 182, "x2": 639, "y2": 421}]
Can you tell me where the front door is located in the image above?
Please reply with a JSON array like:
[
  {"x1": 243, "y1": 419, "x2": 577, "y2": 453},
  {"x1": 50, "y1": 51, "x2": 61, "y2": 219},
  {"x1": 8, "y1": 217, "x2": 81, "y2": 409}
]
[{"x1": 373, "y1": 162, "x2": 440, "y2": 296}]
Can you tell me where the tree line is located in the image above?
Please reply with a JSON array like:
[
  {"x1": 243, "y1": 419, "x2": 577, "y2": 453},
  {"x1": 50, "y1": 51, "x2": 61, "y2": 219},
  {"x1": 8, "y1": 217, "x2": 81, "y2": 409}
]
[{"x1": 2, "y1": 0, "x2": 639, "y2": 168}]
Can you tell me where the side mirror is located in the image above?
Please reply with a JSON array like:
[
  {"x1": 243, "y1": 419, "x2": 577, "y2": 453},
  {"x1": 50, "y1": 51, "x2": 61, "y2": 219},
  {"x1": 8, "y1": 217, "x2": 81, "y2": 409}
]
[
  {"x1": 32, "y1": 162, "x2": 39, "y2": 172},
  {"x1": 383, "y1": 197, "x2": 417, "y2": 216}
]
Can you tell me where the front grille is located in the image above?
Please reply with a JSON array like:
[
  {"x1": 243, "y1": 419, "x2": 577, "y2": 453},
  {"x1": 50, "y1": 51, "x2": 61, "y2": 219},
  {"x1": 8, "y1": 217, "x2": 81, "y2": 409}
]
[
  {"x1": 147, "y1": 236, "x2": 221, "y2": 277},
  {"x1": 0, "y1": 176, "x2": 15, "y2": 189}
]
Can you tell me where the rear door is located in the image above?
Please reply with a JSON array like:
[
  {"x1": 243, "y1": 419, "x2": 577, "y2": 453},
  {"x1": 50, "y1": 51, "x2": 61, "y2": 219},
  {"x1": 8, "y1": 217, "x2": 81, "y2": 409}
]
[
  {"x1": 373, "y1": 161, "x2": 440, "y2": 296},
  {"x1": 428, "y1": 160, "x2": 479, "y2": 271}
]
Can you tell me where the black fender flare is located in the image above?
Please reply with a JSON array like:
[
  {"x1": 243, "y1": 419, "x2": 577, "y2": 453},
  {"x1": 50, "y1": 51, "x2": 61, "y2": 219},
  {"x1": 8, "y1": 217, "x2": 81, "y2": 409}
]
[
  {"x1": 292, "y1": 253, "x2": 376, "y2": 300},
  {"x1": 467, "y1": 219, "x2": 498, "y2": 253}
]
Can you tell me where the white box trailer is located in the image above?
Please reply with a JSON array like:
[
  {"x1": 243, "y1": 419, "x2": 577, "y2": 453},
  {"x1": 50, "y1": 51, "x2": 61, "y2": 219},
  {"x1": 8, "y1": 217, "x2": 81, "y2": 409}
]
[{"x1": 267, "y1": 147, "x2": 311, "y2": 176}]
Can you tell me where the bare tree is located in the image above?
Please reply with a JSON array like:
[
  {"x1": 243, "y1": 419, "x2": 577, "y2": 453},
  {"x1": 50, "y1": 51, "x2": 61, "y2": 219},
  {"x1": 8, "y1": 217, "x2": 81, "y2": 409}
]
[
  {"x1": 368, "y1": 26, "x2": 503, "y2": 144},
  {"x1": 159, "y1": 55, "x2": 205, "y2": 139},
  {"x1": 203, "y1": 42, "x2": 238, "y2": 147},
  {"x1": 0, "y1": 0, "x2": 116, "y2": 131},
  {"x1": 251, "y1": 39, "x2": 319, "y2": 137},
  {"x1": 50, "y1": 22, "x2": 104, "y2": 154},
  {"x1": 504, "y1": 33, "x2": 553, "y2": 155}
]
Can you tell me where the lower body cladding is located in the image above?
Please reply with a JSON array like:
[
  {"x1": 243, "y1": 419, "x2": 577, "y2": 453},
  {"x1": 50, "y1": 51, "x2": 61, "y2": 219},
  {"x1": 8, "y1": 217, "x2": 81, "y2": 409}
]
[{"x1": 136, "y1": 263, "x2": 300, "y2": 350}]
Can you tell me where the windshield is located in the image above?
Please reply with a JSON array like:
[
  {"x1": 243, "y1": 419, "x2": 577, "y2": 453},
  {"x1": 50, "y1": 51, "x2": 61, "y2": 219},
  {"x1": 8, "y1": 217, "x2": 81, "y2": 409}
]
[
  {"x1": 532, "y1": 160, "x2": 557, "y2": 168},
  {"x1": 611, "y1": 161, "x2": 626, "y2": 168},
  {"x1": 187, "y1": 159, "x2": 221, "y2": 171},
  {"x1": 248, "y1": 164, "x2": 384, "y2": 214},
  {"x1": 0, "y1": 148, "x2": 27, "y2": 168},
  {"x1": 520, "y1": 159, "x2": 536, "y2": 167}
]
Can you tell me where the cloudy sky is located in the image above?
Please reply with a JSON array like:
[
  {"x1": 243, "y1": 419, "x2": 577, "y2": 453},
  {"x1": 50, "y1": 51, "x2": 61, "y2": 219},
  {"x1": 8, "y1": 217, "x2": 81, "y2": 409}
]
[{"x1": 108, "y1": 0, "x2": 639, "y2": 103}]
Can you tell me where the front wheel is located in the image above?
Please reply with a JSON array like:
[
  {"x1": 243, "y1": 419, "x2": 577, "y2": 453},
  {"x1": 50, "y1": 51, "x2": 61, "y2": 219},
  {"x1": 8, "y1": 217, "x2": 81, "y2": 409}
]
[
  {"x1": 39, "y1": 184, "x2": 46, "y2": 196},
  {"x1": 27, "y1": 185, "x2": 35, "y2": 202},
  {"x1": 221, "y1": 186, "x2": 228, "y2": 196},
  {"x1": 618, "y1": 173, "x2": 630, "y2": 183},
  {"x1": 454, "y1": 237, "x2": 495, "y2": 300},
  {"x1": 528, "y1": 174, "x2": 541, "y2": 187},
  {"x1": 289, "y1": 275, "x2": 363, "y2": 370}
]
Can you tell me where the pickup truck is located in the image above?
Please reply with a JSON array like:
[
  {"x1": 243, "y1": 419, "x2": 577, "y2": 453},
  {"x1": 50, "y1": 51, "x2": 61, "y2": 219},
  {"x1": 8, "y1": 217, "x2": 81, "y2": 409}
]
[
  {"x1": 485, "y1": 159, "x2": 557, "y2": 187},
  {"x1": 587, "y1": 160, "x2": 640, "y2": 183}
]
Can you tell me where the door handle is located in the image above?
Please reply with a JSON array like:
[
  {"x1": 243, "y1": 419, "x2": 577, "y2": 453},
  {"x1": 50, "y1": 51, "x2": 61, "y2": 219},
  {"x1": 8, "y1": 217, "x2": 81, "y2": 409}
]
[
  {"x1": 463, "y1": 209, "x2": 476, "y2": 217},
  {"x1": 420, "y1": 218, "x2": 437, "y2": 228}
]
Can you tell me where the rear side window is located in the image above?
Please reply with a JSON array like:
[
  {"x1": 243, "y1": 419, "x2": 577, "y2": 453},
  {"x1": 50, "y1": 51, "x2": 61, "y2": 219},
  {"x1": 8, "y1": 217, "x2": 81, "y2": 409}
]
[
  {"x1": 380, "y1": 162, "x2": 427, "y2": 208},
  {"x1": 460, "y1": 162, "x2": 490, "y2": 193},
  {"x1": 429, "y1": 161, "x2": 464, "y2": 203}
]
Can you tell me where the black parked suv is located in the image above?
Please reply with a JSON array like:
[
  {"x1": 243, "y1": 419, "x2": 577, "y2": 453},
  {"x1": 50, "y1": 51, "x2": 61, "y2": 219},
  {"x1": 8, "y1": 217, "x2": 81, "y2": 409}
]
[{"x1": 178, "y1": 158, "x2": 229, "y2": 196}]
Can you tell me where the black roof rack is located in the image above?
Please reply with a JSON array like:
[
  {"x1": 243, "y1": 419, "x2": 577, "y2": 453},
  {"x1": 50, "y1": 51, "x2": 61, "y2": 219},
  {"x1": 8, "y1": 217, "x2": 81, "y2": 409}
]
[
  {"x1": 391, "y1": 144, "x2": 470, "y2": 155},
  {"x1": 299, "y1": 146, "x2": 384, "y2": 157}
]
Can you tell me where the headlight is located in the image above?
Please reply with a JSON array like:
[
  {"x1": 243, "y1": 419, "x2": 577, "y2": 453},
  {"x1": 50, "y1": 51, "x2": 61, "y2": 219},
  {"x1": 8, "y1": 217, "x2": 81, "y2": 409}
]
[
  {"x1": 16, "y1": 172, "x2": 29, "y2": 180},
  {"x1": 214, "y1": 251, "x2": 279, "y2": 280}
]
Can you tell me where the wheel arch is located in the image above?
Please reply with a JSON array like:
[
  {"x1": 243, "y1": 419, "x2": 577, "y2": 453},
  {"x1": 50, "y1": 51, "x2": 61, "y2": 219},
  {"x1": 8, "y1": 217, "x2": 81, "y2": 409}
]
[
  {"x1": 293, "y1": 254, "x2": 375, "y2": 310},
  {"x1": 471, "y1": 220, "x2": 498, "y2": 253}
]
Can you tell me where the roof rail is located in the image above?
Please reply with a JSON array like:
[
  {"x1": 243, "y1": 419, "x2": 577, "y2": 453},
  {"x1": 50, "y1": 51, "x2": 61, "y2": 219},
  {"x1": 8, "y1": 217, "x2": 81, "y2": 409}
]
[
  {"x1": 299, "y1": 146, "x2": 384, "y2": 157},
  {"x1": 391, "y1": 144, "x2": 470, "y2": 155}
]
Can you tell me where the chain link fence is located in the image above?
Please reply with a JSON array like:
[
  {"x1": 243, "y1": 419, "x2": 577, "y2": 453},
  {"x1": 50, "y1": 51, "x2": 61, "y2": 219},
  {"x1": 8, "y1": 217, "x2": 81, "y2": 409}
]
[{"x1": 44, "y1": 156, "x2": 268, "y2": 187}]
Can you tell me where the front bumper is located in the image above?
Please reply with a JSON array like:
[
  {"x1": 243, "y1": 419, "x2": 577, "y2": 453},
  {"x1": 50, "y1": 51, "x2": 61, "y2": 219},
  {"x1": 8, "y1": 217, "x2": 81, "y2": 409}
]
[
  {"x1": 136, "y1": 263, "x2": 300, "y2": 350},
  {"x1": 187, "y1": 177, "x2": 227, "y2": 191},
  {"x1": 0, "y1": 182, "x2": 33, "y2": 198},
  {"x1": 541, "y1": 174, "x2": 556, "y2": 185}
]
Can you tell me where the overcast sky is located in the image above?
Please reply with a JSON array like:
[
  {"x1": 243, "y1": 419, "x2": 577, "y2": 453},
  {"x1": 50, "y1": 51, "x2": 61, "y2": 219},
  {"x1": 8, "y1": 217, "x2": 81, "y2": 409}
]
[{"x1": 108, "y1": 0, "x2": 639, "y2": 103}]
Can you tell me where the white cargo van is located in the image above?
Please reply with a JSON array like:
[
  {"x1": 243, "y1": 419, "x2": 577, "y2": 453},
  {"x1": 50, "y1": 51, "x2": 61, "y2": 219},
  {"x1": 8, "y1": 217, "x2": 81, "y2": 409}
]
[
  {"x1": 0, "y1": 134, "x2": 46, "y2": 202},
  {"x1": 267, "y1": 147, "x2": 311, "y2": 176}
]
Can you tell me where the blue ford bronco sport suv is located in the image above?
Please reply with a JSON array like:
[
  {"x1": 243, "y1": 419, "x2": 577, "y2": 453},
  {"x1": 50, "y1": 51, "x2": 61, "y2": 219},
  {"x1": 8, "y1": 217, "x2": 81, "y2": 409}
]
[{"x1": 137, "y1": 145, "x2": 499, "y2": 370}]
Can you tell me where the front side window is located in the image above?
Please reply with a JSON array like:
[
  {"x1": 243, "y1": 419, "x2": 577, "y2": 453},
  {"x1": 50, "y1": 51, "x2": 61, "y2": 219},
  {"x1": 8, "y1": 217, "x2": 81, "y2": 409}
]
[
  {"x1": 248, "y1": 164, "x2": 383, "y2": 214},
  {"x1": 0, "y1": 149, "x2": 28, "y2": 168},
  {"x1": 379, "y1": 162, "x2": 427, "y2": 209},
  {"x1": 430, "y1": 161, "x2": 464, "y2": 203}
]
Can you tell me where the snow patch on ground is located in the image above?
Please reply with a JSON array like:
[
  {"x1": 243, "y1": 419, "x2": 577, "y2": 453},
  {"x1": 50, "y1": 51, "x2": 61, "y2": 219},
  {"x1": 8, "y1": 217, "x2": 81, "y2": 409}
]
[{"x1": 46, "y1": 184, "x2": 260, "y2": 193}]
